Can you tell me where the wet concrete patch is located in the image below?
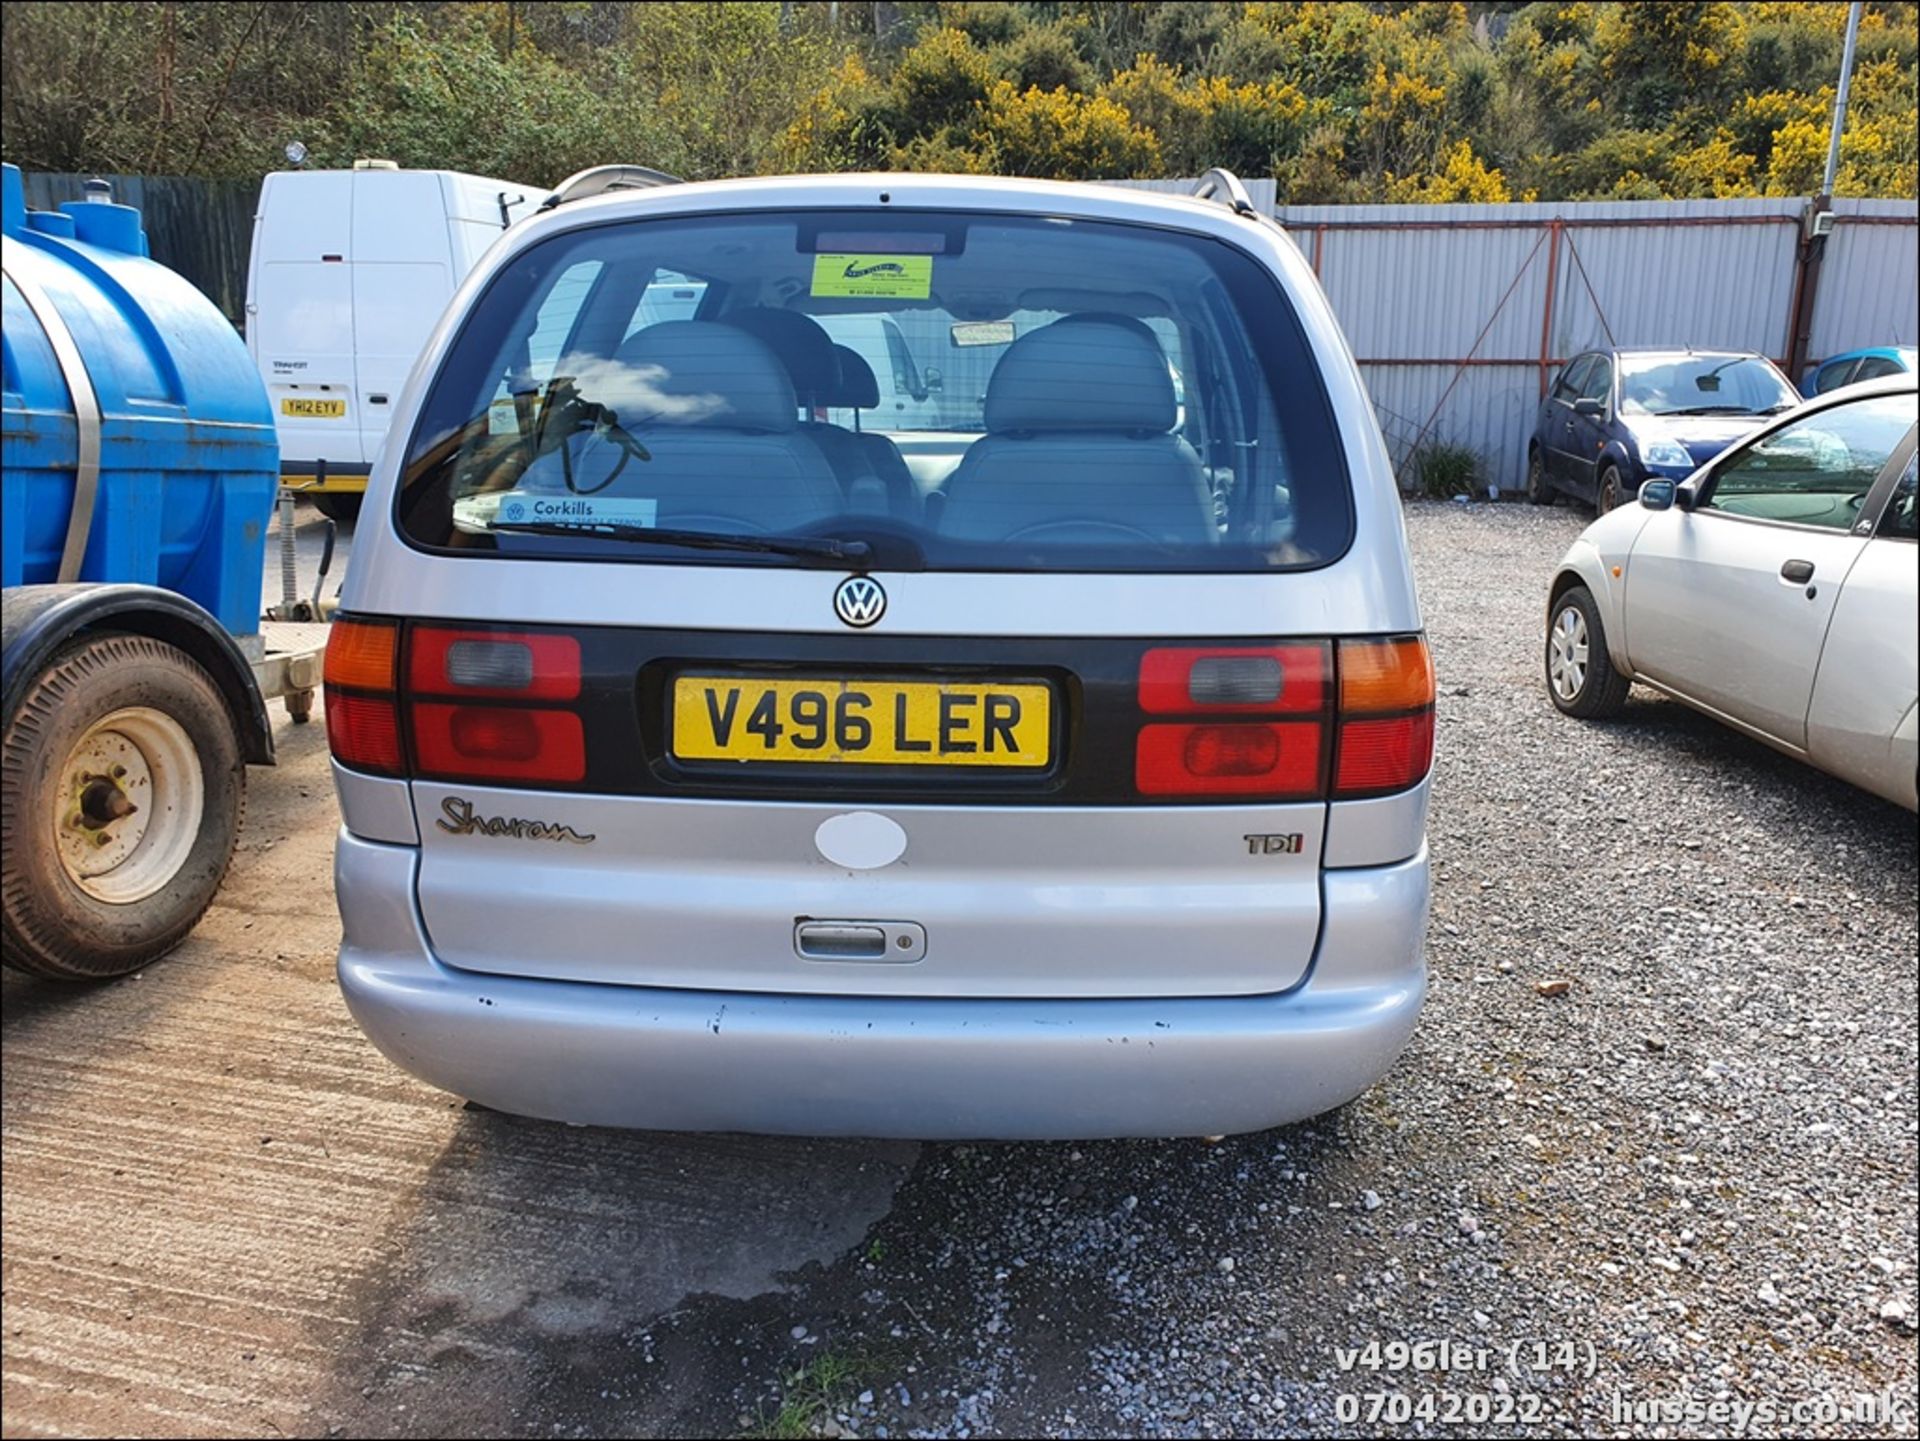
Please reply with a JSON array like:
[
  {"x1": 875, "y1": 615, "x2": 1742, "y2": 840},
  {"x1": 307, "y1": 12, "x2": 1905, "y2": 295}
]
[{"x1": 319, "y1": 1111, "x2": 915, "y2": 1434}]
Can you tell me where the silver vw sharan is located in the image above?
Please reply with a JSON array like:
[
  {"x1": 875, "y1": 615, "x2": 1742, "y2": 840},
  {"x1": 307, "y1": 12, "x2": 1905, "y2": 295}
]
[{"x1": 325, "y1": 170, "x2": 1434, "y2": 1139}]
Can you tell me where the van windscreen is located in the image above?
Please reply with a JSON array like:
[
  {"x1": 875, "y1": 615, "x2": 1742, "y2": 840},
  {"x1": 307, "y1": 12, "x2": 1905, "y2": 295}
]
[{"x1": 397, "y1": 210, "x2": 1353, "y2": 573}]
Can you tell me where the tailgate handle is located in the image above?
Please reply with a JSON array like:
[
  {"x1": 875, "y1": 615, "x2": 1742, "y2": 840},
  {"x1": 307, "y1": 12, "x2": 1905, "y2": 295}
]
[{"x1": 794, "y1": 920, "x2": 926, "y2": 962}]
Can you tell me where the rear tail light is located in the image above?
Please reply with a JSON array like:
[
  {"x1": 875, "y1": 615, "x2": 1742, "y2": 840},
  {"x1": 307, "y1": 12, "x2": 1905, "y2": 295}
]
[
  {"x1": 324, "y1": 619, "x2": 402, "y2": 774},
  {"x1": 1134, "y1": 636, "x2": 1433, "y2": 800},
  {"x1": 324, "y1": 616, "x2": 588, "y2": 785},
  {"x1": 1139, "y1": 645, "x2": 1327, "y2": 714},
  {"x1": 1338, "y1": 637, "x2": 1435, "y2": 715},
  {"x1": 1332, "y1": 636, "x2": 1435, "y2": 798},
  {"x1": 1136, "y1": 721, "x2": 1322, "y2": 797},
  {"x1": 324, "y1": 691, "x2": 404, "y2": 775},
  {"x1": 412, "y1": 704, "x2": 586, "y2": 783},
  {"x1": 409, "y1": 627, "x2": 581, "y2": 701},
  {"x1": 1334, "y1": 711, "x2": 1435, "y2": 794}
]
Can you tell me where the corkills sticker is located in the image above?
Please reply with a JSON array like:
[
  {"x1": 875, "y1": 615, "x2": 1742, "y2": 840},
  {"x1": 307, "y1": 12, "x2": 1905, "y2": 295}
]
[
  {"x1": 810, "y1": 253, "x2": 933, "y2": 300},
  {"x1": 493, "y1": 493, "x2": 658, "y2": 528}
]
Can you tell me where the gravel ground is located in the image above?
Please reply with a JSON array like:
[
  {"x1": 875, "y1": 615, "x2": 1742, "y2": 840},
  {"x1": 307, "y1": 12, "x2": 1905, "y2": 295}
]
[
  {"x1": 4, "y1": 500, "x2": 1915, "y2": 1439},
  {"x1": 630, "y1": 501, "x2": 1918, "y2": 1441}
]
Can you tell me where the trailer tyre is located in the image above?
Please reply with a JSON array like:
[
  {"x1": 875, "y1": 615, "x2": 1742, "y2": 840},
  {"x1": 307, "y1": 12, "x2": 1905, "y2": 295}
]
[{"x1": 2, "y1": 634, "x2": 245, "y2": 981}]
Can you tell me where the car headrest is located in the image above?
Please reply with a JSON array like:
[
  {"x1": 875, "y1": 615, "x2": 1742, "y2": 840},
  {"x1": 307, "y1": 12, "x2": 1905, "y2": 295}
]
[
  {"x1": 609, "y1": 320, "x2": 796, "y2": 432},
  {"x1": 827, "y1": 344, "x2": 880, "y2": 409},
  {"x1": 984, "y1": 316, "x2": 1176, "y2": 435},
  {"x1": 724, "y1": 308, "x2": 839, "y2": 408}
]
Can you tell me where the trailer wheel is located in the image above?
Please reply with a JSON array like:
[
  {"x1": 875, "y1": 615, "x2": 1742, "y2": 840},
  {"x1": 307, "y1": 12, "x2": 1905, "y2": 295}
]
[{"x1": 1, "y1": 634, "x2": 245, "y2": 981}]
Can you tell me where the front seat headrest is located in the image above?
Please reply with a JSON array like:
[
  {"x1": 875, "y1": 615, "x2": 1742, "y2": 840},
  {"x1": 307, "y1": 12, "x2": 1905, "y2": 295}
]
[
  {"x1": 826, "y1": 344, "x2": 881, "y2": 409},
  {"x1": 983, "y1": 316, "x2": 1176, "y2": 435},
  {"x1": 609, "y1": 320, "x2": 796, "y2": 433},
  {"x1": 724, "y1": 308, "x2": 839, "y2": 409}
]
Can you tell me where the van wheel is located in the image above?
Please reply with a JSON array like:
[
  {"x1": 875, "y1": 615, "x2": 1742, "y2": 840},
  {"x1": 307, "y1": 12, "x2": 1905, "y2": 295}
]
[
  {"x1": 1, "y1": 635, "x2": 245, "y2": 980},
  {"x1": 312, "y1": 492, "x2": 361, "y2": 525},
  {"x1": 1525, "y1": 449, "x2": 1555, "y2": 506},
  {"x1": 1546, "y1": 586, "x2": 1630, "y2": 719}
]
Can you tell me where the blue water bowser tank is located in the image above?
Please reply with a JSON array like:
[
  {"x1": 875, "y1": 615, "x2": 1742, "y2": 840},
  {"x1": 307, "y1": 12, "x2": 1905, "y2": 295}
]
[{"x1": 1, "y1": 163, "x2": 278, "y2": 636}]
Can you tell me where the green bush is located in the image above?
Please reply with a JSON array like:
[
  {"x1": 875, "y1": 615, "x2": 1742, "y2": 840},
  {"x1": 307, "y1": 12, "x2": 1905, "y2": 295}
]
[
  {"x1": 1412, "y1": 442, "x2": 1484, "y2": 500},
  {"x1": 993, "y1": 24, "x2": 1094, "y2": 96}
]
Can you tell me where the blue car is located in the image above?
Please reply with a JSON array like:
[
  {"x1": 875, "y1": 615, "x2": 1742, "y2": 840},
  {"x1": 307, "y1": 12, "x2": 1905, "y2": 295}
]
[
  {"x1": 1801, "y1": 344, "x2": 1916, "y2": 398},
  {"x1": 1525, "y1": 347, "x2": 1800, "y2": 513}
]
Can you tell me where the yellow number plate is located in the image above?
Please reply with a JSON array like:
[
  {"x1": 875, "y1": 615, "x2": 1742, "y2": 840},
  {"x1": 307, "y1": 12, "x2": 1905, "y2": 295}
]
[
  {"x1": 672, "y1": 677, "x2": 1052, "y2": 768},
  {"x1": 280, "y1": 397, "x2": 346, "y2": 418}
]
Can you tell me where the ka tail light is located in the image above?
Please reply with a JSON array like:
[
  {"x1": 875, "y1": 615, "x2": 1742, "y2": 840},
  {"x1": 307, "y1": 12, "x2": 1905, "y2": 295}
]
[
  {"x1": 1134, "y1": 644, "x2": 1331, "y2": 798},
  {"x1": 1332, "y1": 636, "x2": 1435, "y2": 798},
  {"x1": 324, "y1": 618, "x2": 588, "y2": 785},
  {"x1": 1132, "y1": 636, "x2": 1434, "y2": 801},
  {"x1": 324, "y1": 618, "x2": 403, "y2": 775},
  {"x1": 406, "y1": 626, "x2": 586, "y2": 785}
]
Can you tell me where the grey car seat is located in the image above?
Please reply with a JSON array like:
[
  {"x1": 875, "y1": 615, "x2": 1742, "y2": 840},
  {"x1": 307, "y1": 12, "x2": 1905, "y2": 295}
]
[
  {"x1": 827, "y1": 343, "x2": 920, "y2": 520},
  {"x1": 936, "y1": 316, "x2": 1215, "y2": 548},
  {"x1": 515, "y1": 320, "x2": 842, "y2": 533},
  {"x1": 724, "y1": 308, "x2": 886, "y2": 512}
]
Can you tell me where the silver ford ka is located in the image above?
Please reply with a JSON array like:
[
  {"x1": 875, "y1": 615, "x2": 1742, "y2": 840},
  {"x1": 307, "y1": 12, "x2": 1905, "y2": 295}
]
[
  {"x1": 1547, "y1": 375, "x2": 1918, "y2": 811},
  {"x1": 325, "y1": 171, "x2": 1434, "y2": 1138}
]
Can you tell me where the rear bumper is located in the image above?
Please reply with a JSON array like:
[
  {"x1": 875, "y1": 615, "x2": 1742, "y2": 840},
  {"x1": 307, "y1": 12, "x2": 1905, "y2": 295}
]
[{"x1": 335, "y1": 831, "x2": 1429, "y2": 1139}]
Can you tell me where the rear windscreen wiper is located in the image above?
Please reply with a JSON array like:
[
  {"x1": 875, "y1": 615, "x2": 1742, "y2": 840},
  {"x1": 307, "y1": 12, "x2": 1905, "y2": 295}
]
[{"x1": 489, "y1": 520, "x2": 871, "y2": 564}]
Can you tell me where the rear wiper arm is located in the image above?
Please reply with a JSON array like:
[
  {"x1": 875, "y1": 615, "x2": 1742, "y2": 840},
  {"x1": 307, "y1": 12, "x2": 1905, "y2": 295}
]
[{"x1": 489, "y1": 520, "x2": 871, "y2": 564}]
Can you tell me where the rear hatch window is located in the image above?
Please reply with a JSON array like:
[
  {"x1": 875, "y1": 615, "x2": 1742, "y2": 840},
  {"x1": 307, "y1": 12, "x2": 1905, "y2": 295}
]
[{"x1": 398, "y1": 208, "x2": 1352, "y2": 573}]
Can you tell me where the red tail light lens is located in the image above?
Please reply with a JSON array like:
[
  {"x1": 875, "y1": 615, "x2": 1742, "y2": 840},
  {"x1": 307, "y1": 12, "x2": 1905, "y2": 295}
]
[
  {"x1": 1187, "y1": 724, "x2": 1281, "y2": 775},
  {"x1": 1136, "y1": 722, "x2": 1324, "y2": 797},
  {"x1": 1334, "y1": 711, "x2": 1434, "y2": 795},
  {"x1": 325, "y1": 691, "x2": 404, "y2": 775},
  {"x1": 412, "y1": 703, "x2": 586, "y2": 783}
]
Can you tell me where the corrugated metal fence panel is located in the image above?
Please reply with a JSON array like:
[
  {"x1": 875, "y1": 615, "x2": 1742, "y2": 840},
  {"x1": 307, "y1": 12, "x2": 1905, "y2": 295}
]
[
  {"x1": 1265, "y1": 197, "x2": 1920, "y2": 493},
  {"x1": 1813, "y1": 199, "x2": 1919, "y2": 358},
  {"x1": 1319, "y1": 222, "x2": 1549, "y2": 362},
  {"x1": 17, "y1": 172, "x2": 257, "y2": 325},
  {"x1": 1546, "y1": 214, "x2": 1798, "y2": 360},
  {"x1": 1361, "y1": 365, "x2": 1540, "y2": 493}
]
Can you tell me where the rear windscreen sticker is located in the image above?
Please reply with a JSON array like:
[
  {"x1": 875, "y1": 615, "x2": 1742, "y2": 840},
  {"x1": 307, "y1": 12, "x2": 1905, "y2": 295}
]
[
  {"x1": 810, "y1": 254, "x2": 933, "y2": 299},
  {"x1": 493, "y1": 494, "x2": 658, "y2": 528}
]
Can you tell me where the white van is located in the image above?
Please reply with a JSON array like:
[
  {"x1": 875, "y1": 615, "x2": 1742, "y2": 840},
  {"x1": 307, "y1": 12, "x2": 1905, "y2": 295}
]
[
  {"x1": 325, "y1": 171, "x2": 1432, "y2": 1140},
  {"x1": 245, "y1": 162, "x2": 533, "y2": 519}
]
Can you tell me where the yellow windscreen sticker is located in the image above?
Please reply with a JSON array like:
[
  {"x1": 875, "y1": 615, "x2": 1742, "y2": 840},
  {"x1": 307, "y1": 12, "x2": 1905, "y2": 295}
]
[{"x1": 810, "y1": 254, "x2": 933, "y2": 299}]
